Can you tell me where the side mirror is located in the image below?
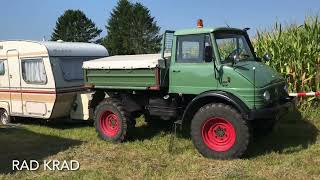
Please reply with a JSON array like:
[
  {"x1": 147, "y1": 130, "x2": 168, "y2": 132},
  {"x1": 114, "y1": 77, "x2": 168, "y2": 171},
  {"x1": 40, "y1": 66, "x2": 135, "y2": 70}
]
[{"x1": 263, "y1": 53, "x2": 272, "y2": 61}]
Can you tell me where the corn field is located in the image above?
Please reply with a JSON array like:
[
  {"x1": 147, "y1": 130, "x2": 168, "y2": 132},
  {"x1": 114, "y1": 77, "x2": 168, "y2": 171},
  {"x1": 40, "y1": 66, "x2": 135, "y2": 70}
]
[{"x1": 254, "y1": 16, "x2": 320, "y2": 96}]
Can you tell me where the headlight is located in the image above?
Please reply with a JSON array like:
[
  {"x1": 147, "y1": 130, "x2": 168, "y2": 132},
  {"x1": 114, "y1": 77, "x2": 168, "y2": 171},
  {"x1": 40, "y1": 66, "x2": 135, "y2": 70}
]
[
  {"x1": 263, "y1": 91, "x2": 271, "y2": 101},
  {"x1": 284, "y1": 84, "x2": 289, "y2": 94}
]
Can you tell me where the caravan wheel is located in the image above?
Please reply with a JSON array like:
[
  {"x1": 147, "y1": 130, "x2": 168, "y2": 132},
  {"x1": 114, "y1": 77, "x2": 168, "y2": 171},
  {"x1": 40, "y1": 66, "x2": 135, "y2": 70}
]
[{"x1": 0, "y1": 109, "x2": 11, "y2": 125}]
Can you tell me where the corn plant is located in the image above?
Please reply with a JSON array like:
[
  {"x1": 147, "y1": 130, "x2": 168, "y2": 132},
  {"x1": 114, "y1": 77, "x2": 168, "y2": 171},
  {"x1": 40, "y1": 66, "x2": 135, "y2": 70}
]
[{"x1": 254, "y1": 16, "x2": 320, "y2": 98}]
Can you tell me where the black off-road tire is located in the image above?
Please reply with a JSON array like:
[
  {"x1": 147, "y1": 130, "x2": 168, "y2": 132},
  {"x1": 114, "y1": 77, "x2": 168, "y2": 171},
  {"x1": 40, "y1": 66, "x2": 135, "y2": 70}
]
[
  {"x1": 94, "y1": 98, "x2": 131, "y2": 143},
  {"x1": 191, "y1": 103, "x2": 250, "y2": 159},
  {"x1": 0, "y1": 109, "x2": 11, "y2": 125}
]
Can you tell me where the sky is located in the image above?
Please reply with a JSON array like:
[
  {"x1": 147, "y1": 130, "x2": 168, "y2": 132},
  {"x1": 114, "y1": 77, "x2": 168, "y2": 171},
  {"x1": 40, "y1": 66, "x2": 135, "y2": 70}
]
[{"x1": 0, "y1": 0, "x2": 319, "y2": 41}]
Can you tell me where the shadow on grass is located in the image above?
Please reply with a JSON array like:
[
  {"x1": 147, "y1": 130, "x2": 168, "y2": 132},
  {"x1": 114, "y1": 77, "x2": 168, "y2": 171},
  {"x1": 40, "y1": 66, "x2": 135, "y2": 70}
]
[
  {"x1": 9, "y1": 107, "x2": 318, "y2": 159},
  {"x1": 246, "y1": 106, "x2": 319, "y2": 158},
  {"x1": 12, "y1": 117, "x2": 93, "y2": 130},
  {"x1": 0, "y1": 126, "x2": 83, "y2": 174},
  {"x1": 12, "y1": 116, "x2": 172, "y2": 142},
  {"x1": 129, "y1": 107, "x2": 319, "y2": 158},
  {"x1": 127, "y1": 120, "x2": 173, "y2": 142}
]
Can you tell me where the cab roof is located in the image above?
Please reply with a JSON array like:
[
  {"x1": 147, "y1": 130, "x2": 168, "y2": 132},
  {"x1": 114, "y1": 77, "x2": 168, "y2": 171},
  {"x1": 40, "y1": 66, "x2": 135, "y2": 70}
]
[{"x1": 174, "y1": 27, "x2": 246, "y2": 36}]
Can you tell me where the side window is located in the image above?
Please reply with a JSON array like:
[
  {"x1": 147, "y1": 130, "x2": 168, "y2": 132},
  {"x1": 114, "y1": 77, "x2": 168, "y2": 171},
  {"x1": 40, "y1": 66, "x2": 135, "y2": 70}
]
[
  {"x1": 0, "y1": 60, "x2": 4, "y2": 75},
  {"x1": 58, "y1": 57, "x2": 100, "y2": 81},
  {"x1": 59, "y1": 57, "x2": 86, "y2": 81},
  {"x1": 21, "y1": 59, "x2": 47, "y2": 84},
  {"x1": 176, "y1": 34, "x2": 213, "y2": 63}
]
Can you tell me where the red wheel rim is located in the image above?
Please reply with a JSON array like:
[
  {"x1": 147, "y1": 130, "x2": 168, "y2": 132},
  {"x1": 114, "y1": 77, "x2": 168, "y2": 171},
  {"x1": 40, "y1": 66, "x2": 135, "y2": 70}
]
[
  {"x1": 99, "y1": 110, "x2": 120, "y2": 137},
  {"x1": 201, "y1": 117, "x2": 236, "y2": 152}
]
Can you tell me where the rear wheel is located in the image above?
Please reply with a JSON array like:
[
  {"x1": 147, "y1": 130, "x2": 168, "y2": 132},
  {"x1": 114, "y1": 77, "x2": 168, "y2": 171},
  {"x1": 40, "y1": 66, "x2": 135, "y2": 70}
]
[
  {"x1": 191, "y1": 103, "x2": 250, "y2": 159},
  {"x1": 94, "y1": 98, "x2": 131, "y2": 143},
  {"x1": 0, "y1": 109, "x2": 10, "y2": 125}
]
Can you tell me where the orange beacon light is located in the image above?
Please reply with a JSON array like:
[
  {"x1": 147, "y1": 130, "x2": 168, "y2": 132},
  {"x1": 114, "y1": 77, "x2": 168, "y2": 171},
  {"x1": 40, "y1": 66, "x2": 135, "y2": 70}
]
[{"x1": 197, "y1": 19, "x2": 203, "y2": 28}]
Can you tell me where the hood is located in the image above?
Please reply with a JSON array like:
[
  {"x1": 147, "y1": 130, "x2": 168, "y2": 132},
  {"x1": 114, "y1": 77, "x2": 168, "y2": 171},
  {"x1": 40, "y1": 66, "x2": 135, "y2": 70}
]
[{"x1": 233, "y1": 61, "x2": 284, "y2": 88}]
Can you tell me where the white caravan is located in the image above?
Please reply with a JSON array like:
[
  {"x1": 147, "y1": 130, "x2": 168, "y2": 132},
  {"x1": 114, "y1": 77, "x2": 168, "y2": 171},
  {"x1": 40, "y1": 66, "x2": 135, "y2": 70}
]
[{"x1": 0, "y1": 40, "x2": 108, "y2": 124}]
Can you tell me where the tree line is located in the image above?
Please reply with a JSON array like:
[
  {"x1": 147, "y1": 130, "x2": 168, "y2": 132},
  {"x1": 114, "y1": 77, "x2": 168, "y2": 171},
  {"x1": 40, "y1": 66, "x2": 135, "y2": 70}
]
[{"x1": 51, "y1": 0, "x2": 161, "y2": 55}]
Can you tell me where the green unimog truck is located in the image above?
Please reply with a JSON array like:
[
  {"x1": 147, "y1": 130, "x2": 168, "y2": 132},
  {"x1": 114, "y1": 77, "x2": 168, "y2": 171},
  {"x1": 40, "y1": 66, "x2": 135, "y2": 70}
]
[{"x1": 83, "y1": 23, "x2": 293, "y2": 159}]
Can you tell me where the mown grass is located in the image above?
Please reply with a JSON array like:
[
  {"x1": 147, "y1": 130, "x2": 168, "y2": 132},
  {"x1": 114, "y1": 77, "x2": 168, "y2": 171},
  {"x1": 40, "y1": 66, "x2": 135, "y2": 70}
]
[{"x1": 0, "y1": 107, "x2": 320, "y2": 180}]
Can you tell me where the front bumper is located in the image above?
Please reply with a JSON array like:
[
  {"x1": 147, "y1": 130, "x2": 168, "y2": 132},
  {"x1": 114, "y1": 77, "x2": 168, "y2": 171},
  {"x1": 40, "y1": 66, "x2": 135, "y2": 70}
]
[{"x1": 248, "y1": 97, "x2": 295, "y2": 120}]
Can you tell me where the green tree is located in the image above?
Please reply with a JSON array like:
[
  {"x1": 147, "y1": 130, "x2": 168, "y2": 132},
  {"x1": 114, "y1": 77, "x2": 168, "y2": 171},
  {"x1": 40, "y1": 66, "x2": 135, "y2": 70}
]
[
  {"x1": 51, "y1": 10, "x2": 102, "y2": 42},
  {"x1": 103, "y1": 0, "x2": 162, "y2": 55}
]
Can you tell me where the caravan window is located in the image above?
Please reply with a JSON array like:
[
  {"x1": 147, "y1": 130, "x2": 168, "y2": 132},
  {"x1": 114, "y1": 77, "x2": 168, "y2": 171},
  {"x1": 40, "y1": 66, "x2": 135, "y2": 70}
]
[
  {"x1": 59, "y1": 57, "x2": 85, "y2": 81},
  {"x1": 0, "y1": 60, "x2": 4, "y2": 75},
  {"x1": 21, "y1": 59, "x2": 47, "y2": 84},
  {"x1": 58, "y1": 57, "x2": 98, "y2": 81}
]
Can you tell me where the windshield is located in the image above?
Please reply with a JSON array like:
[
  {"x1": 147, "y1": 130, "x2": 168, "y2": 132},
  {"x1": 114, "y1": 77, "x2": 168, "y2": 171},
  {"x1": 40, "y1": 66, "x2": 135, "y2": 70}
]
[{"x1": 215, "y1": 32, "x2": 254, "y2": 64}]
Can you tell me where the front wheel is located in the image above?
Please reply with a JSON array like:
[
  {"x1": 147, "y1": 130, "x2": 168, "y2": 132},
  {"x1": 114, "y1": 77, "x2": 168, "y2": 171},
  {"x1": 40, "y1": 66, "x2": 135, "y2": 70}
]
[{"x1": 191, "y1": 103, "x2": 250, "y2": 159}]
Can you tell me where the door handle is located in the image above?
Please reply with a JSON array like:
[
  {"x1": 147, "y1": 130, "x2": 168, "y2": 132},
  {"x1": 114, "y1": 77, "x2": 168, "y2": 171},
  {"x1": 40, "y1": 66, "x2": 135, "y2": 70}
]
[
  {"x1": 9, "y1": 75, "x2": 12, "y2": 78},
  {"x1": 172, "y1": 70, "x2": 181, "y2": 73}
]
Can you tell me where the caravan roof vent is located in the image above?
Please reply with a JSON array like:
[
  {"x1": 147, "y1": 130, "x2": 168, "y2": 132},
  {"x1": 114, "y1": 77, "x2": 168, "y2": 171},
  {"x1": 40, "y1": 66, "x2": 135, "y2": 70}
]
[{"x1": 57, "y1": 40, "x2": 64, "y2": 43}]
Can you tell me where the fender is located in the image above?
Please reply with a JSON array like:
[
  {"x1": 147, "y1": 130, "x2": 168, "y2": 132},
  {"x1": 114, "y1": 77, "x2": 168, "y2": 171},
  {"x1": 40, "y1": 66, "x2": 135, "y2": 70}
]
[{"x1": 181, "y1": 91, "x2": 250, "y2": 125}]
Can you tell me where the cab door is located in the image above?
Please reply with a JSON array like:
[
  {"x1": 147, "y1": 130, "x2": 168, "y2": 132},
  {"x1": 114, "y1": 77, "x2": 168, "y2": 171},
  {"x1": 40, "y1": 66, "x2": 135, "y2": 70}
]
[
  {"x1": 169, "y1": 34, "x2": 217, "y2": 94},
  {"x1": 7, "y1": 50, "x2": 23, "y2": 115}
]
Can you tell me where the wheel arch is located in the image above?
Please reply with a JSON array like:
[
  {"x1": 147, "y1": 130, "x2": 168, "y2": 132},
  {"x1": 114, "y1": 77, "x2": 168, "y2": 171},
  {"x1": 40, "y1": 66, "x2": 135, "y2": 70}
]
[
  {"x1": 0, "y1": 102, "x2": 10, "y2": 114},
  {"x1": 181, "y1": 91, "x2": 250, "y2": 130},
  {"x1": 90, "y1": 90, "x2": 106, "y2": 110}
]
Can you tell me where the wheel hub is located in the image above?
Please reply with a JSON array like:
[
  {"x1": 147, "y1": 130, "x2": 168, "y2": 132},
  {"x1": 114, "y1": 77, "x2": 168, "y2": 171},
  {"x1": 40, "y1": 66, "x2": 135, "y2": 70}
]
[
  {"x1": 99, "y1": 110, "x2": 120, "y2": 137},
  {"x1": 214, "y1": 127, "x2": 226, "y2": 137},
  {"x1": 201, "y1": 117, "x2": 236, "y2": 152}
]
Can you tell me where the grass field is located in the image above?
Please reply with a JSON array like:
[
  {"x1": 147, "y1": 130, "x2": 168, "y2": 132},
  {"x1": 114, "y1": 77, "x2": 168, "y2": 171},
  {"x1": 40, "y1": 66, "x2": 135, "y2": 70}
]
[{"x1": 0, "y1": 106, "x2": 320, "y2": 180}]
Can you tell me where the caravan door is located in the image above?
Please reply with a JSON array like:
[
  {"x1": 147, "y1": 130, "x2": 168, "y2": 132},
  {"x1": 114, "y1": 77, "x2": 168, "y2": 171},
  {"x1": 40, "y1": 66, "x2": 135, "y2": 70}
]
[{"x1": 7, "y1": 50, "x2": 23, "y2": 115}]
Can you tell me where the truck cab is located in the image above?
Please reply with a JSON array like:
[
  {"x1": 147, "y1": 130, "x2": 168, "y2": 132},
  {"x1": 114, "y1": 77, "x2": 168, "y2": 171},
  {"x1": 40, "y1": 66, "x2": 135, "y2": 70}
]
[
  {"x1": 83, "y1": 22, "x2": 293, "y2": 159},
  {"x1": 167, "y1": 27, "x2": 290, "y2": 117}
]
